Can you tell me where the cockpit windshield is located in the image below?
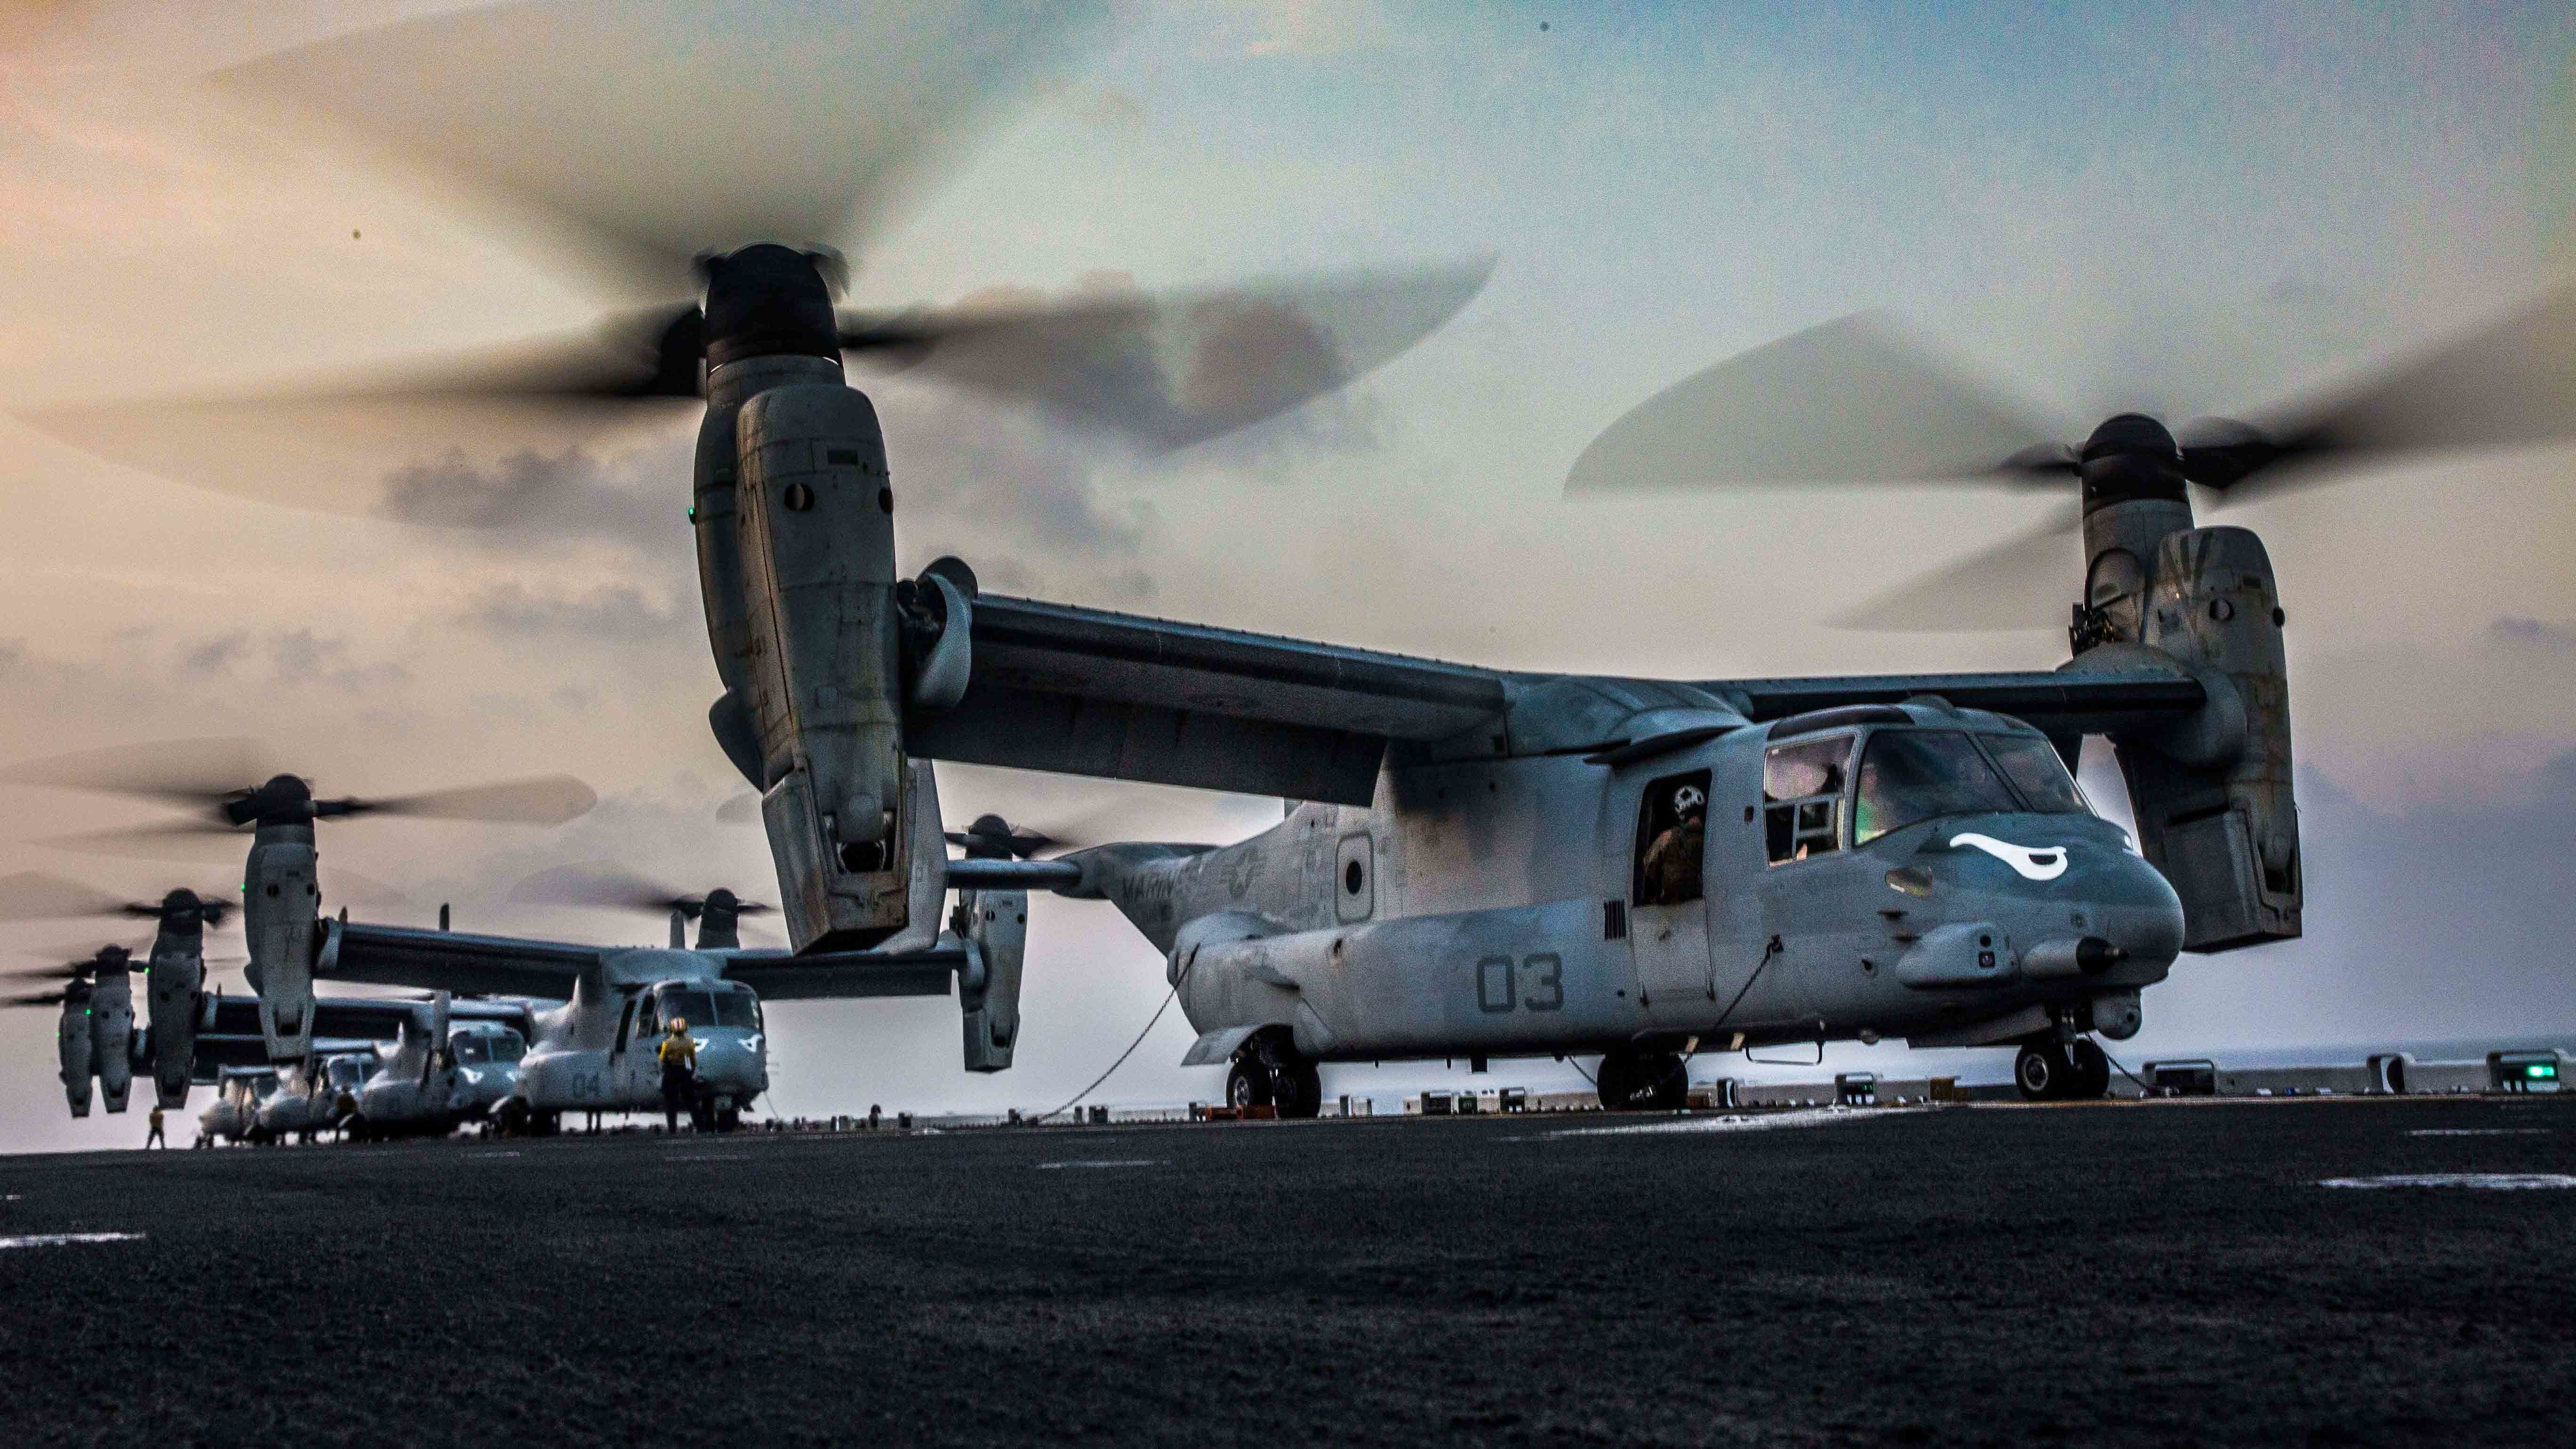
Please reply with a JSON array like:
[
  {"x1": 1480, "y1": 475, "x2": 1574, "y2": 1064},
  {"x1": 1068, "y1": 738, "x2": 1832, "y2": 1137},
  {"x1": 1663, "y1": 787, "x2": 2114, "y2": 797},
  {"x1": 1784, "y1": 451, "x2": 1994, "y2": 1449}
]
[
  {"x1": 1980, "y1": 734, "x2": 2087, "y2": 814},
  {"x1": 487, "y1": 1031, "x2": 526, "y2": 1063},
  {"x1": 327, "y1": 1057, "x2": 370, "y2": 1088},
  {"x1": 712, "y1": 990, "x2": 761, "y2": 1030},
  {"x1": 657, "y1": 988, "x2": 718, "y2": 1031},
  {"x1": 451, "y1": 1034, "x2": 492, "y2": 1064},
  {"x1": 1854, "y1": 731, "x2": 2028, "y2": 845}
]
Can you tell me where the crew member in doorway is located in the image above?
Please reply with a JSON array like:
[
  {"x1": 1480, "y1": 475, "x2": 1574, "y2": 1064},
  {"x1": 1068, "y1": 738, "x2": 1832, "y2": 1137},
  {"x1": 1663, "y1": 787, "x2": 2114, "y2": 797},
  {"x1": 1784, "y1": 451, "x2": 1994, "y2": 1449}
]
[
  {"x1": 1643, "y1": 785, "x2": 1707, "y2": 904},
  {"x1": 144, "y1": 1105, "x2": 166, "y2": 1149},
  {"x1": 658, "y1": 1017, "x2": 699, "y2": 1132}
]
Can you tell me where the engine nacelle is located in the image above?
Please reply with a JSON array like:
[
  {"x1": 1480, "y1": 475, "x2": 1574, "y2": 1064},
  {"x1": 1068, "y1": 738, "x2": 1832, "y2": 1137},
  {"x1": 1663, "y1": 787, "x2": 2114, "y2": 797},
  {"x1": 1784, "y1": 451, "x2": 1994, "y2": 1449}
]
[
  {"x1": 734, "y1": 382, "x2": 911, "y2": 950},
  {"x1": 245, "y1": 823, "x2": 321, "y2": 1060},
  {"x1": 2114, "y1": 527, "x2": 2301, "y2": 951},
  {"x1": 145, "y1": 934, "x2": 202, "y2": 1111},
  {"x1": 57, "y1": 990, "x2": 93, "y2": 1118},
  {"x1": 958, "y1": 888, "x2": 1027, "y2": 1074},
  {"x1": 90, "y1": 966, "x2": 134, "y2": 1113}
]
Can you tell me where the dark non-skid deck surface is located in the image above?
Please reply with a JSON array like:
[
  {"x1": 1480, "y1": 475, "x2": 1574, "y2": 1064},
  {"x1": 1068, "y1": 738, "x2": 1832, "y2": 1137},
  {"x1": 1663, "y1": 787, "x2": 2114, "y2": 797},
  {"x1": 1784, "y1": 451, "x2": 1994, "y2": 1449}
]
[{"x1": 5, "y1": 1097, "x2": 2573, "y2": 1448}]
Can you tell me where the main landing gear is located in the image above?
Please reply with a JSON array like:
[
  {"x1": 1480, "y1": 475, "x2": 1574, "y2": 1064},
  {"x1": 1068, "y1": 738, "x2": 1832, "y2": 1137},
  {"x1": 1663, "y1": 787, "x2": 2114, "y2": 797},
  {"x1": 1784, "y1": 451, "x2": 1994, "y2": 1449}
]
[
  {"x1": 1226, "y1": 1034, "x2": 1321, "y2": 1119},
  {"x1": 2014, "y1": 1037, "x2": 2112, "y2": 1102},
  {"x1": 1596, "y1": 1046, "x2": 1688, "y2": 1111}
]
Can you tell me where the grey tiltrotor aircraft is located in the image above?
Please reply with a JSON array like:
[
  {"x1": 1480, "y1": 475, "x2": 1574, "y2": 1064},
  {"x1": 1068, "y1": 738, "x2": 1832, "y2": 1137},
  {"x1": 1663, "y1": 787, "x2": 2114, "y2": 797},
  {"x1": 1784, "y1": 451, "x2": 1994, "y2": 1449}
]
[{"x1": 23, "y1": 5, "x2": 2574, "y2": 1106}]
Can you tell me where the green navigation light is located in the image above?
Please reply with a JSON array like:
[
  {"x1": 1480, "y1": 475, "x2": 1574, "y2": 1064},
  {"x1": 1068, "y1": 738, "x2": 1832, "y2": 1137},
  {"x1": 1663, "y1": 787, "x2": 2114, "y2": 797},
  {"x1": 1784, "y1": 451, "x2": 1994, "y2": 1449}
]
[{"x1": 2529, "y1": 1063, "x2": 2558, "y2": 1079}]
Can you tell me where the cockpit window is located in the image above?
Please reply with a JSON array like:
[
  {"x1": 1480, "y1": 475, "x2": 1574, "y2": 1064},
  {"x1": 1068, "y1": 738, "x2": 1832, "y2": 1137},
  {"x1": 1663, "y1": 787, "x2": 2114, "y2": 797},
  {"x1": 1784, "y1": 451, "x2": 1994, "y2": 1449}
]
[
  {"x1": 1854, "y1": 731, "x2": 2024, "y2": 844},
  {"x1": 328, "y1": 1058, "x2": 369, "y2": 1088},
  {"x1": 488, "y1": 1032, "x2": 526, "y2": 1063},
  {"x1": 1980, "y1": 734, "x2": 2087, "y2": 815},
  {"x1": 451, "y1": 1035, "x2": 491, "y2": 1064},
  {"x1": 657, "y1": 988, "x2": 718, "y2": 1030},
  {"x1": 1764, "y1": 735, "x2": 1854, "y2": 865},
  {"x1": 712, "y1": 990, "x2": 761, "y2": 1030}
]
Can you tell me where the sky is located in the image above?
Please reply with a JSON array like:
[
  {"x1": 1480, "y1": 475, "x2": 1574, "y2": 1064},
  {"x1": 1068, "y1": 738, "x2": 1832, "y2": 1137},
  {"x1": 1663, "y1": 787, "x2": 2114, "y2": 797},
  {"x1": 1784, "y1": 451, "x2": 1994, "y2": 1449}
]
[{"x1": 0, "y1": 0, "x2": 2571, "y2": 1152}]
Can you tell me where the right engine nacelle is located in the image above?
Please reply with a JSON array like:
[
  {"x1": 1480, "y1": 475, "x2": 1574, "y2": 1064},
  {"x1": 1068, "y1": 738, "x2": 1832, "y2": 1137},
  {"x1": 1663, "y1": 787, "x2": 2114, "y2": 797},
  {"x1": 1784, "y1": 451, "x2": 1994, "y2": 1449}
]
[
  {"x1": 2112, "y1": 526, "x2": 2302, "y2": 952},
  {"x1": 957, "y1": 888, "x2": 1027, "y2": 1074}
]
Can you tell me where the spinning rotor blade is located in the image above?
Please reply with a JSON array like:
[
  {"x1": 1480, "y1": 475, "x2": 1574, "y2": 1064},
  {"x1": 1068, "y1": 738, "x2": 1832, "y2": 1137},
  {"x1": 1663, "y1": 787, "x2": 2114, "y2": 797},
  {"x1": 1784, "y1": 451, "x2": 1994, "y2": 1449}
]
[
  {"x1": 844, "y1": 260, "x2": 1495, "y2": 451},
  {"x1": 715, "y1": 792, "x2": 762, "y2": 826},
  {"x1": 0, "y1": 738, "x2": 269, "y2": 812},
  {"x1": 509, "y1": 862, "x2": 686, "y2": 914},
  {"x1": 218, "y1": 0, "x2": 1107, "y2": 290},
  {"x1": 0, "y1": 871, "x2": 127, "y2": 922},
  {"x1": 335, "y1": 776, "x2": 596, "y2": 827},
  {"x1": 1826, "y1": 501, "x2": 2087, "y2": 634},
  {"x1": 2180, "y1": 282, "x2": 2576, "y2": 496},
  {"x1": 509, "y1": 862, "x2": 768, "y2": 919},
  {"x1": 1566, "y1": 313, "x2": 2067, "y2": 493},
  {"x1": 31, "y1": 821, "x2": 253, "y2": 865},
  {"x1": 3, "y1": 990, "x2": 75, "y2": 1008}
]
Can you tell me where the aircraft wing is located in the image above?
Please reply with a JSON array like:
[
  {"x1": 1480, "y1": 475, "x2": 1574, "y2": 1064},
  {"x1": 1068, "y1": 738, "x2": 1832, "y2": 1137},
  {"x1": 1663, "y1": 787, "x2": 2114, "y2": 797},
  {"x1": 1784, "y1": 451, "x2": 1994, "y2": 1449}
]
[
  {"x1": 906, "y1": 589, "x2": 2210, "y2": 802},
  {"x1": 907, "y1": 592, "x2": 1510, "y2": 805},
  {"x1": 190, "y1": 992, "x2": 536, "y2": 1079},
  {"x1": 720, "y1": 944, "x2": 968, "y2": 1000},
  {"x1": 317, "y1": 920, "x2": 602, "y2": 997}
]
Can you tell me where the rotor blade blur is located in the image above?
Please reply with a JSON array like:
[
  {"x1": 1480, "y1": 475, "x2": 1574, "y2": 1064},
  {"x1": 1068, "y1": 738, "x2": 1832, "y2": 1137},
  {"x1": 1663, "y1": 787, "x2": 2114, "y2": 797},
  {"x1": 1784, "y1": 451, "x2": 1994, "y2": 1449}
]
[
  {"x1": 844, "y1": 259, "x2": 1494, "y2": 451},
  {"x1": 715, "y1": 792, "x2": 762, "y2": 826},
  {"x1": 320, "y1": 869, "x2": 415, "y2": 913},
  {"x1": 218, "y1": 0, "x2": 1110, "y2": 292},
  {"x1": 509, "y1": 861, "x2": 685, "y2": 914},
  {"x1": 0, "y1": 737, "x2": 267, "y2": 808},
  {"x1": 1826, "y1": 501, "x2": 2085, "y2": 633},
  {"x1": 359, "y1": 776, "x2": 596, "y2": 827},
  {"x1": 0, "y1": 871, "x2": 127, "y2": 921},
  {"x1": 2196, "y1": 282, "x2": 2576, "y2": 499},
  {"x1": 1566, "y1": 313, "x2": 2065, "y2": 492},
  {"x1": 20, "y1": 333, "x2": 692, "y2": 521},
  {"x1": 31, "y1": 821, "x2": 253, "y2": 864}
]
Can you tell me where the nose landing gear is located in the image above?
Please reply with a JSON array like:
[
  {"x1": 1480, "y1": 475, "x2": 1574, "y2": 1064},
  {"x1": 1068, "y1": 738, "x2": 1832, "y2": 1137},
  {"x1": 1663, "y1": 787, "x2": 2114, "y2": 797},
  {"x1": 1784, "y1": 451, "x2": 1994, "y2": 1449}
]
[
  {"x1": 1596, "y1": 1047, "x2": 1689, "y2": 1111},
  {"x1": 2014, "y1": 1037, "x2": 2111, "y2": 1102}
]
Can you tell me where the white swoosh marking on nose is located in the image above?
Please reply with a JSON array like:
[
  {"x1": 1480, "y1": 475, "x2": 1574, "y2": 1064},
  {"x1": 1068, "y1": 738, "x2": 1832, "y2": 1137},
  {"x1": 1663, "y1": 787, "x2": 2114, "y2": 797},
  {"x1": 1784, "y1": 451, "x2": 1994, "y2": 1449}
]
[{"x1": 1950, "y1": 833, "x2": 2068, "y2": 881}]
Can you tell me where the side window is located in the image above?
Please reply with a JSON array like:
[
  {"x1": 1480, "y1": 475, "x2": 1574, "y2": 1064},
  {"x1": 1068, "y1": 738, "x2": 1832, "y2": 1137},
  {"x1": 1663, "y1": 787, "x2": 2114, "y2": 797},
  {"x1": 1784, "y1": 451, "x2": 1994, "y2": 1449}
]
[
  {"x1": 613, "y1": 998, "x2": 637, "y2": 1054},
  {"x1": 1764, "y1": 735, "x2": 1853, "y2": 865},
  {"x1": 1631, "y1": 769, "x2": 1712, "y2": 906},
  {"x1": 634, "y1": 993, "x2": 657, "y2": 1041}
]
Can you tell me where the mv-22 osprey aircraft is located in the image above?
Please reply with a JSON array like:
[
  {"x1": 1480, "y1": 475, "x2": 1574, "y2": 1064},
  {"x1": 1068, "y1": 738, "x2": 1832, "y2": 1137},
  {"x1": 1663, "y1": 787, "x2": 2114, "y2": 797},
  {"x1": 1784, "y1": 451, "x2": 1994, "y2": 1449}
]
[{"x1": 28, "y1": 4, "x2": 2572, "y2": 1105}]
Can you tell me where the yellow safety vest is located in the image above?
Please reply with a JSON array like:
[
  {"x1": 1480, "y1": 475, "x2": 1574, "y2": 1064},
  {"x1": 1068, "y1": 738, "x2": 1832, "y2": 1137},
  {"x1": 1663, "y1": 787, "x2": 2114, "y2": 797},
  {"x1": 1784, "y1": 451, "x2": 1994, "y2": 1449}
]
[{"x1": 657, "y1": 1033, "x2": 697, "y2": 1070}]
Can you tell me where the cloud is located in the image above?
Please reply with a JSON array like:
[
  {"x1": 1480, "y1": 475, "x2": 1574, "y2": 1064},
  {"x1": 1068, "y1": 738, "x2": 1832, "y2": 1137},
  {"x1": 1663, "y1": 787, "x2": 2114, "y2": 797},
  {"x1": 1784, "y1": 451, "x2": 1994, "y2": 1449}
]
[
  {"x1": 2488, "y1": 616, "x2": 2576, "y2": 651},
  {"x1": 377, "y1": 440, "x2": 690, "y2": 561},
  {"x1": 459, "y1": 582, "x2": 689, "y2": 645}
]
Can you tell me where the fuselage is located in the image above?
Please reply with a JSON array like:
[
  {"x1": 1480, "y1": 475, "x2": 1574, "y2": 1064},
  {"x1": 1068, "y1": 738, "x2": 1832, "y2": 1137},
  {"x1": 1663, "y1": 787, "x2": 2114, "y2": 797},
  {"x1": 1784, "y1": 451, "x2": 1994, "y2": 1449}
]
[
  {"x1": 1082, "y1": 702, "x2": 2184, "y2": 1065},
  {"x1": 514, "y1": 949, "x2": 767, "y2": 1119}
]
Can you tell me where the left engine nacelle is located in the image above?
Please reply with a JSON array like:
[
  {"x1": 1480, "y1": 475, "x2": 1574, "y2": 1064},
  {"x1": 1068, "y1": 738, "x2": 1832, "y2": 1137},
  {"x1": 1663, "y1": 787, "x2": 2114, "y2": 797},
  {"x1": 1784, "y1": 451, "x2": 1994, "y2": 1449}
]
[
  {"x1": 89, "y1": 964, "x2": 134, "y2": 1114},
  {"x1": 245, "y1": 824, "x2": 321, "y2": 1061},
  {"x1": 56, "y1": 988, "x2": 93, "y2": 1118},
  {"x1": 734, "y1": 383, "x2": 912, "y2": 951}
]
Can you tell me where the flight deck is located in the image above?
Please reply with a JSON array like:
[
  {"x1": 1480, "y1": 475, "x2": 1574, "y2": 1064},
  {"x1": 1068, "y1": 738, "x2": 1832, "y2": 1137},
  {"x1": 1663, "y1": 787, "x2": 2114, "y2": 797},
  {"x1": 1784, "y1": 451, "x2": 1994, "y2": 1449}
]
[{"x1": 3, "y1": 1094, "x2": 2569, "y2": 1447}]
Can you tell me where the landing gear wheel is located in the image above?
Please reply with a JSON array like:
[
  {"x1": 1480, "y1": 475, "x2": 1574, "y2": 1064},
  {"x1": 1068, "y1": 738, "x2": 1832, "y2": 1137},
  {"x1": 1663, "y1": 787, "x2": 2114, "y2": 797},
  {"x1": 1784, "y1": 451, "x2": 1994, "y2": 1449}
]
[
  {"x1": 496, "y1": 1099, "x2": 531, "y2": 1137},
  {"x1": 1226, "y1": 1056, "x2": 1275, "y2": 1111},
  {"x1": 345, "y1": 1117, "x2": 371, "y2": 1145},
  {"x1": 1597, "y1": 1049, "x2": 1688, "y2": 1111},
  {"x1": 716, "y1": 1104, "x2": 743, "y2": 1133},
  {"x1": 2066, "y1": 1039, "x2": 2112, "y2": 1100},
  {"x1": 1272, "y1": 1059, "x2": 1323, "y2": 1119},
  {"x1": 2014, "y1": 1042, "x2": 2063, "y2": 1101}
]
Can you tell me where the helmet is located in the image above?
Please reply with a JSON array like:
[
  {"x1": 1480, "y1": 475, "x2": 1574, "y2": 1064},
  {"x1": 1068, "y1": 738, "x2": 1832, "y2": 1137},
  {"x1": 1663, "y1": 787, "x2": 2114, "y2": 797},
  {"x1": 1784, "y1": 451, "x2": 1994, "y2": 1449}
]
[
  {"x1": 1673, "y1": 784, "x2": 1707, "y2": 816},
  {"x1": 669, "y1": 1018, "x2": 688, "y2": 1033}
]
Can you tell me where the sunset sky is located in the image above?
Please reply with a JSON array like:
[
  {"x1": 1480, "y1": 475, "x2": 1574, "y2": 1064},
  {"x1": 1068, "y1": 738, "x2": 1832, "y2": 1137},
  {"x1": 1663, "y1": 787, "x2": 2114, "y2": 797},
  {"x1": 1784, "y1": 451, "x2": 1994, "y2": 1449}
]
[{"x1": 1, "y1": 0, "x2": 2570, "y2": 1151}]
